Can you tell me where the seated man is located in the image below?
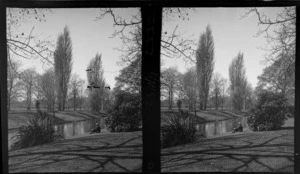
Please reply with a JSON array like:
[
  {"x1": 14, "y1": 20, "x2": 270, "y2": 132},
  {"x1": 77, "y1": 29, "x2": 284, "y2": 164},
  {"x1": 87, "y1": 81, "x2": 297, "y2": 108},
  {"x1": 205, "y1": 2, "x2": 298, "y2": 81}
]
[
  {"x1": 232, "y1": 122, "x2": 243, "y2": 133},
  {"x1": 90, "y1": 123, "x2": 101, "y2": 134}
]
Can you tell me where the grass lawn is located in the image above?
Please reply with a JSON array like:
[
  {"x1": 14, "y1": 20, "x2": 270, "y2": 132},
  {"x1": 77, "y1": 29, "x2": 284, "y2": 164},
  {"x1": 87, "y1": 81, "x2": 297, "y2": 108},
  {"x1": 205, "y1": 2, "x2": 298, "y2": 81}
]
[
  {"x1": 161, "y1": 118, "x2": 294, "y2": 172},
  {"x1": 9, "y1": 131, "x2": 142, "y2": 172}
]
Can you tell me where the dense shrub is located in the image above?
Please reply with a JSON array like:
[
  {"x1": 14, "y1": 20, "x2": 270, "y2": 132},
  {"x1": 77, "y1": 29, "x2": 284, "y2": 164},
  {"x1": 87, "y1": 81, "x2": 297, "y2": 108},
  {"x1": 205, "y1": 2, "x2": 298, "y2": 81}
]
[
  {"x1": 105, "y1": 91, "x2": 141, "y2": 132},
  {"x1": 161, "y1": 110, "x2": 198, "y2": 148},
  {"x1": 247, "y1": 91, "x2": 289, "y2": 131},
  {"x1": 10, "y1": 112, "x2": 62, "y2": 151}
]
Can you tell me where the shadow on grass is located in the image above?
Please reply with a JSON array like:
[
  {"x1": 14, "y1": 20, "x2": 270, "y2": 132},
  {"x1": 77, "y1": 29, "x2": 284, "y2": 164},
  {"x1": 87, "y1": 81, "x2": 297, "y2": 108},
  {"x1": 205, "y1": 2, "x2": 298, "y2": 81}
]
[
  {"x1": 161, "y1": 129, "x2": 294, "y2": 172},
  {"x1": 9, "y1": 131, "x2": 142, "y2": 172}
]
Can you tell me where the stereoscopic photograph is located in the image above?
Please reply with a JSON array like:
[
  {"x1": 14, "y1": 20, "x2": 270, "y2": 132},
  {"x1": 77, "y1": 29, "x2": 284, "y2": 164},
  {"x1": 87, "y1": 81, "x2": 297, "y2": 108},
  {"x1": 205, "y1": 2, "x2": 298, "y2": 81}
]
[
  {"x1": 7, "y1": 8, "x2": 142, "y2": 172},
  {"x1": 160, "y1": 7, "x2": 295, "y2": 172}
]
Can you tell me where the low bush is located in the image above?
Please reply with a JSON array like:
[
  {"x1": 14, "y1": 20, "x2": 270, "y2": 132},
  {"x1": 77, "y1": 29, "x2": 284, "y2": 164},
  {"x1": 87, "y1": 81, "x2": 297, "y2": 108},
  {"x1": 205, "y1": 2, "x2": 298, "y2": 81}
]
[
  {"x1": 247, "y1": 91, "x2": 289, "y2": 131},
  {"x1": 105, "y1": 91, "x2": 141, "y2": 132},
  {"x1": 10, "y1": 111, "x2": 62, "y2": 151},
  {"x1": 161, "y1": 110, "x2": 198, "y2": 148}
]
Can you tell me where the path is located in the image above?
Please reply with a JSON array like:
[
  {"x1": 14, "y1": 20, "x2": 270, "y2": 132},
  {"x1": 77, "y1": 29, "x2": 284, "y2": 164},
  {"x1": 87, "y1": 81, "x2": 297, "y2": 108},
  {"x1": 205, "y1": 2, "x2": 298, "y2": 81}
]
[{"x1": 9, "y1": 131, "x2": 142, "y2": 172}]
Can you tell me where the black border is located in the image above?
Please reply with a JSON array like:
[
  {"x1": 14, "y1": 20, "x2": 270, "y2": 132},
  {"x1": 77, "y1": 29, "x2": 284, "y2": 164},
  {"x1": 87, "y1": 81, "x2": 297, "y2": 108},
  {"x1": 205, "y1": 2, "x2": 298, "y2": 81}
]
[
  {"x1": 295, "y1": 6, "x2": 300, "y2": 174},
  {"x1": 1, "y1": 0, "x2": 299, "y2": 173},
  {"x1": 0, "y1": 0, "x2": 8, "y2": 173},
  {"x1": 142, "y1": 5, "x2": 162, "y2": 172}
]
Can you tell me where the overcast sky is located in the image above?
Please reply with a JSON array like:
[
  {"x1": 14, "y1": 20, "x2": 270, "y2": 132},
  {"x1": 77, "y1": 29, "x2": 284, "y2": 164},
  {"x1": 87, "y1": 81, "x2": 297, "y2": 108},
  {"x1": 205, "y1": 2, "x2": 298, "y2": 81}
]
[
  {"x1": 161, "y1": 7, "x2": 286, "y2": 89},
  {"x1": 9, "y1": 7, "x2": 288, "y2": 90},
  {"x1": 9, "y1": 8, "x2": 140, "y2": 89}
]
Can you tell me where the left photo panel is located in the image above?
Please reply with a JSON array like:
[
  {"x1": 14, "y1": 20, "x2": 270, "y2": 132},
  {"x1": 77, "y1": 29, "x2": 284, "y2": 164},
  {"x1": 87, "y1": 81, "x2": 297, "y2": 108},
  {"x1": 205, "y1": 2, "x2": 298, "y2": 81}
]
[{"x1": 7, "y1": 8, "x2": 142, "y2": 172}]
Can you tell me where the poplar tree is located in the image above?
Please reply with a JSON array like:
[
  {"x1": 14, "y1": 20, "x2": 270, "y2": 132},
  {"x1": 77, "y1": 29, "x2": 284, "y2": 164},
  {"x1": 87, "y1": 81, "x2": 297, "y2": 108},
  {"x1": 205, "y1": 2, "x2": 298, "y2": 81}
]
[
  {"x1": 196, "y1": 25, "x2": 215, "y2": 110},
  {"x1": 229, "y1": 52, "x2": 248, "y2": 111},
  {"x1": 54, "y1": 26, "x2": 73, "y2": 111}
]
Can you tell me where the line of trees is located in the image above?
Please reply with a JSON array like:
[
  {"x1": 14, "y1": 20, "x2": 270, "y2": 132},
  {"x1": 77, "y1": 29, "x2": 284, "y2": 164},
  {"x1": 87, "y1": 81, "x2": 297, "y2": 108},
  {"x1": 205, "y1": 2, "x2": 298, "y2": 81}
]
[
  {"x1": 6, "y1": 9, "x2": 113, "y2": 114},
  {"x1": 7, "y1": 25, "x2": 90, "y2": 113},
  {"x1": 161, "y1": 24, "x2": 254, "y2": 112}
]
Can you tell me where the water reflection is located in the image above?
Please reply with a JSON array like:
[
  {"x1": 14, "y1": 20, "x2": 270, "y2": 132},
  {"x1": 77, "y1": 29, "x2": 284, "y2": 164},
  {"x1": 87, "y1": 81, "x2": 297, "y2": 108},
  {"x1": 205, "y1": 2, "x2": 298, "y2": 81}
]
[
  {"x1": 8, "y1": 117, "x2": 106, "y2": 150},
  {"x1": 196, "y1": 116, "x2": 249, "y2": 137},
  {"x1": 55, "y1": 118, "x2": 105, "y2": 138}
]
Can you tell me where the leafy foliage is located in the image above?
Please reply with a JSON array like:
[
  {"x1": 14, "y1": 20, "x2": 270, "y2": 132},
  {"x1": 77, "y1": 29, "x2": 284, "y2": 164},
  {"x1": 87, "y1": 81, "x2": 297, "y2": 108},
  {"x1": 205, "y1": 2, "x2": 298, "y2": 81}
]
[
  {"x1": 105, "y1": 91, "x2": 141, "y2": 132},
  {"x1": 257, "y1": 53, "x2": 295, "y2": 106},
  {"x1": 115, "y1": 55, "x2": 141, "y2": 93},
  {"x1": 247, "y1": 91, "x2": 290, "y2": 131},
  {"x1": 10, "y1": 111, "x2": 62, "y2": 151},
  {"x1": 161, "y1": 110, "x2": 198, "y2": 148}
]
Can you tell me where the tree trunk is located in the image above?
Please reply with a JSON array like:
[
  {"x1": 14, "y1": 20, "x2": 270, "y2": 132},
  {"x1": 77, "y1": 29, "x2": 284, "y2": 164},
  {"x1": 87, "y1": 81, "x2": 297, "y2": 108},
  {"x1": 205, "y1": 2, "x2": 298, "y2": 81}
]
[
  {"x1": 199, "y1": 92, "x2": 203, "y2": 110},
  {"x1": 73, "y1": 92, "x2": 76, "y2": 111},
  {"x1": 221, "y1": 97, "x2": 224, "y2": 110},
  {"x1": 101, "y1": 98, "x2": 104, "y2": 111},
  {"x1": 7, "y1": 96, "x2": 10, "y2": 111}
]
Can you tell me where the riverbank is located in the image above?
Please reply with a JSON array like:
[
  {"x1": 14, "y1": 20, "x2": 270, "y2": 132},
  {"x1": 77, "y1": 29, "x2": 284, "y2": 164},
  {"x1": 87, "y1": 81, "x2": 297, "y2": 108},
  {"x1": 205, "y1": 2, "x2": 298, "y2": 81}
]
[
  {"x1": 9, "y1": 131, "x2": 142, "y2": 172},
  {"x1": 161, "y1": 108, "x2": 249, "y2": 125},
  {"x1": 161, "y1": 118, "x2": 294, "y2": 172},
  {"x1": 8, "y1": 109, "x2": 106, "y2": 132}
]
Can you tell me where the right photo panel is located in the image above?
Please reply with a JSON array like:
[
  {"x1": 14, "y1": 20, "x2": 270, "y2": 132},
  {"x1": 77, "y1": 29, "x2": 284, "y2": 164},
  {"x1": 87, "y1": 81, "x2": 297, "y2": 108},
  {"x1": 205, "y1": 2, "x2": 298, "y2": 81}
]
[{"x1": 160, "y1": 7, "x2": 295, "y2": 172}]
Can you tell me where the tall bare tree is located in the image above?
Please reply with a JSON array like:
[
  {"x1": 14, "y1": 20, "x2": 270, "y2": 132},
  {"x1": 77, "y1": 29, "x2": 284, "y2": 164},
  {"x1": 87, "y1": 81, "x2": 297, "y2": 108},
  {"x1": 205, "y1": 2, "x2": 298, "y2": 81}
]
[
  {"x1": 54, "y1": 26, "x2": 73, "y2": 111},
  {"x1": 229, "y1": 52, "x2": 248, "y2": 111},
  {"x1": 40, "y1": 68, "x2": 56, "y2": 112},
  {"x1": 219, "y1": 78, "x2": 228, "y2": 110},
  {"x1": 69, "y1": 74, "x2": 84, "y2": 111},
  {"x1": 182, "y1": 67, "x2": 197, "y2": 111},
  {"x1": 7, "y1": 59, "x2": 22, "y2": 111},
  {"x1": 196, "y1": 25, "x2": 215, "y2": 110},
  {"x1": 20, "y1": 68, "x2": 38, "y2": 111},
  {"x1": 211, "y1": 73, "x2": 225, "y2": 110},
  {"x1": 161, "y1": 67, "x2": 181, "y2": 110},
  {"x1": 244, "y1": 83, "x2": 254, "y2": 110},
  {"x1": 87, "y1": 53, "x2": 106, "y2": 113}
]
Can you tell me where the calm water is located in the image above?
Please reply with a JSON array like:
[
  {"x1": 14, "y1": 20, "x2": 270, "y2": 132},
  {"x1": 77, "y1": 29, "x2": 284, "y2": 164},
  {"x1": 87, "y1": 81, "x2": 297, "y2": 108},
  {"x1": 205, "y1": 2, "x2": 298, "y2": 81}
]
[
  {"x1": 8, "y1": 117, "x2": 106, "y2": 150},
  {"x1": 54, "y1": 117, "x2": 106, "y2": 138},
  {"x1": 196, "y1": 116, "x2": 249, "y2": 137}
]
